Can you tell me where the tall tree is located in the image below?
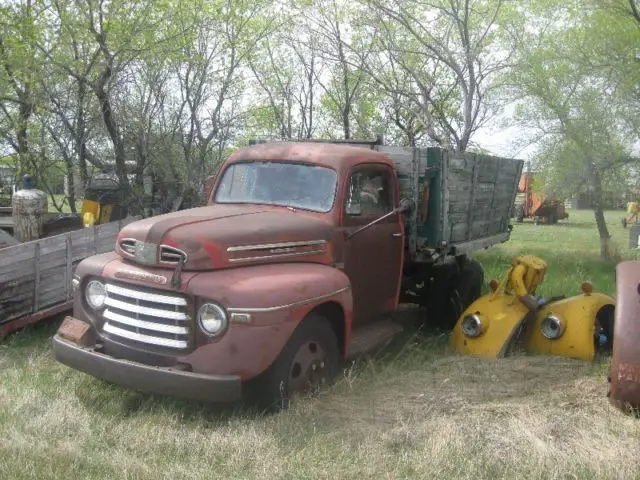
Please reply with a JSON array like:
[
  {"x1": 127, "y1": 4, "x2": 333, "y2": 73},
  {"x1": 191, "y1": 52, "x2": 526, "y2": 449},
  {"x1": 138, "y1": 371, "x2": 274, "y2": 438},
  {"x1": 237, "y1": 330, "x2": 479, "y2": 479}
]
[
  {"x1": 0, "y1": 0, "x2": 45, "y2": 178},
  {"x1": 366, "y1": 0, "x2": 517, "y2": 152},
  {"x1": 510, "y1": 0, "x2": 639, "y2": 259}
]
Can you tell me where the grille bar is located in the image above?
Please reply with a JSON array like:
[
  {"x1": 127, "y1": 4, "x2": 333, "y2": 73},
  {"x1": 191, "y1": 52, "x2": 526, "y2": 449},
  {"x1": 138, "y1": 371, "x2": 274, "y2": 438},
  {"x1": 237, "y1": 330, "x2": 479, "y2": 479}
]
[
  {"x1": 105, "y1": 283, "x2": 187, "y2": 306},
  {"x1": 103, "y1": 323, "x2": 188, "y2": 349},
  {"x1": 101, "y1": 281, "x2": 190, "y2": 350},
  {"x1": 104, "y1": 309, "x2": 188, "y2": 335},
  {"x1": 104, "y1": 297, "x2": 187, "y2": 320}
]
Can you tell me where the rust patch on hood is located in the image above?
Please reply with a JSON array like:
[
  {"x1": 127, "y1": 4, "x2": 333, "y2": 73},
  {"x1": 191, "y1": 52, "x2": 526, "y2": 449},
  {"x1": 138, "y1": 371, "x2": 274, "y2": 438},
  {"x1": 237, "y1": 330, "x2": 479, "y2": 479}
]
[{"x1": 116, "y1": 204, "x2": 333, "y2": 270}]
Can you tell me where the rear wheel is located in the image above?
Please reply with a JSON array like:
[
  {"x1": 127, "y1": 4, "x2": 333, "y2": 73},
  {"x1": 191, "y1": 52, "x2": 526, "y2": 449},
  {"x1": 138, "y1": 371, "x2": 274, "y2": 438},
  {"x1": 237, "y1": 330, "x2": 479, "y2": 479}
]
[
  {"x1": 247, "y1": 314, "x2": 340, "y2": 411},
  {"x1": 426, "y1": 257, "x2": 484, "y2": 330}
]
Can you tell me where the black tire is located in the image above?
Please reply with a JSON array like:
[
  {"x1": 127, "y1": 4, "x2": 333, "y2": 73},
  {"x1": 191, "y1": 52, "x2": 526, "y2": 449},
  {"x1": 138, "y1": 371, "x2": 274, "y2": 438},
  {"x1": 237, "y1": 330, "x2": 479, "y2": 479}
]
[
  {"x1": 454, "y1": 257, "x2": 484, "y2": 310},
  {"x1": 426, "y1": 257, "x2": 484, "y2": 330},
  {"x1": 246, "y1": 314, "x2": 340, "y2": 411},
  {"x1": 424, "y1": 262, "x2": 459, "y2": 330},
  {"x1": 549, "y1": 210, "x2": 558, "y2": 225},
  {"x1": 515, "y1": 205, "x2": 525, "y2": 223},
  {"x1": 596, "y1": 305, "x2": 615, "y2": 353}
]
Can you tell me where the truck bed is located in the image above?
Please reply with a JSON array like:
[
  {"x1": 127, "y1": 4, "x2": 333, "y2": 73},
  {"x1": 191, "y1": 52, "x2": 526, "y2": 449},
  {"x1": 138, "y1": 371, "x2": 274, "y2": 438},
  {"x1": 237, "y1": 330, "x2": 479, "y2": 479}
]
[
  {"x1": 0, "y1": 216, "x2": 139, "y2": 337},
  {"x1": 377, "y1": 146, "x2": 523, "y2": 261}
]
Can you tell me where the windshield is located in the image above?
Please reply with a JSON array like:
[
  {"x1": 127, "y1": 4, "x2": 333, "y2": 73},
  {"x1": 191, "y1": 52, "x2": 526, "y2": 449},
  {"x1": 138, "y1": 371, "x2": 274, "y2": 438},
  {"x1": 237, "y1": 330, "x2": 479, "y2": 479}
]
[{"x1": 214, "y1": 161, "x2": 337, "y2": 213}]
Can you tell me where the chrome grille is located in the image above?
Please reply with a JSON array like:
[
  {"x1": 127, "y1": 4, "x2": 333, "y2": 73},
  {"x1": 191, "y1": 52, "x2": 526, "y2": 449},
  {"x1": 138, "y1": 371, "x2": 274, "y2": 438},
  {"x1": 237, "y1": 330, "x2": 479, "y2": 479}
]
[
  {"x1": 160, "y1": 245, "x2": 187, "y2": 264},
  {"x1": 101, "y1": 283, "x2": 190, "y2": 349},
  {"x1": 119, "y1": 239, "x2": 136, "y2": 256}
]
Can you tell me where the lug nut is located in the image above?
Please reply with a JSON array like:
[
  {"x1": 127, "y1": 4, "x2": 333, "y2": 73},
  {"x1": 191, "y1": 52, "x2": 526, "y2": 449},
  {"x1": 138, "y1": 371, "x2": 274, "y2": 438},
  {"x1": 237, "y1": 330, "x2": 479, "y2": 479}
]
[
  {"x1": 320, "y1": 362, "x2": 325, "y2": 368},
  {"x1": 312, "y1": 364, "x2": 317, "y2": 371}
]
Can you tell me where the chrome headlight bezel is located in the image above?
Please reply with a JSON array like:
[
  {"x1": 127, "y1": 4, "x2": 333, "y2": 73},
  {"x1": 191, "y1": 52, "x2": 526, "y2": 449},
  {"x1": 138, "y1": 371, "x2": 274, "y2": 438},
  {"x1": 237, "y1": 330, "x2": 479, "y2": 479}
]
[
  {"x1": 85, "y1": 279, "x2": 107, "y2": 310},
  {"x1": 541, "y1": 313, "x2": 564, "y2": 340},
  {"x1": 461, "y1": 313, "x2": 484, "y2": 338},
  {"x1": 197, "y1": 302, "x2": 228, "y2": 337}
]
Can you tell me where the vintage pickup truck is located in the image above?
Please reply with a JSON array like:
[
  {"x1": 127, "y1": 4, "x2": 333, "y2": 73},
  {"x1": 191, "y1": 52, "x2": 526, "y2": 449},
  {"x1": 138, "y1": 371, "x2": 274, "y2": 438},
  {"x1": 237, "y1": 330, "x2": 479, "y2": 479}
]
[{"x1": 52, "y1": 139, "x2": 523, "y2": 409}]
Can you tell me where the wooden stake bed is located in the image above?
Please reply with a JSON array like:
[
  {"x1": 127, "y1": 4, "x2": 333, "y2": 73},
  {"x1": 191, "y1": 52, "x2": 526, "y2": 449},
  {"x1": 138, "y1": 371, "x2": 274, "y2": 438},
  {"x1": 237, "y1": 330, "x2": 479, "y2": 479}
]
[{"x1": 0, "y1": 216, "x2": 139, "y2": 337}]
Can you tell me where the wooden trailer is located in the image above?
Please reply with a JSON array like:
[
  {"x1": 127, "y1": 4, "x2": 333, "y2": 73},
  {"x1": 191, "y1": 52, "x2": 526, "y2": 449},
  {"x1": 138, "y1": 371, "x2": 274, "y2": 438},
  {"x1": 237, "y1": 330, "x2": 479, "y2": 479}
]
[{"x1": 0, "y1": 217, "x2": 138, "y2": 337}]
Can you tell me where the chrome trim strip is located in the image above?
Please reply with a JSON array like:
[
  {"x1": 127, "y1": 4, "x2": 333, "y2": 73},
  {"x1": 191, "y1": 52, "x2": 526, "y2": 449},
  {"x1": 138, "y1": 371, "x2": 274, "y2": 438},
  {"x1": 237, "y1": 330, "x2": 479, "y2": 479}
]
[
  {"x1": 227, "y1": 286, "x2": 350, "y2": 313},
  {"x1": 104, "y1": 297, "x2": 188, "y2": 320},
  {"x1": 228, "y1": 249, "x2": 327, "y2": 263},
  {"x1": 227, "y1": 240, "x2": 328, "y2": 252},
  {"x1": 103, "y1": 323, "x2": 188, "y2": 349},
  {"x1": 159, "y1": 244, "x2": 189, "y2": 264},
  {"x1": 118, "y1": 238, "x2": 137, "y2": 257},
  {"x1": 106, "y1": 283, "x2": 187, "y2": 306},
  {"x1": 104, "y1": 309, "x2": 189, "y2": 334}
]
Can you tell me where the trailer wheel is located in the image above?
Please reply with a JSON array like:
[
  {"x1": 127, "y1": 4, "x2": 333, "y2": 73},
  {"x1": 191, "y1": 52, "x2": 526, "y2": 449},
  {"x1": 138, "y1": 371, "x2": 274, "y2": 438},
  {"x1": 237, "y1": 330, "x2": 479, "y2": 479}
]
[{"x1": 247, "y1": 314, "x2": 340, "y2": 411}]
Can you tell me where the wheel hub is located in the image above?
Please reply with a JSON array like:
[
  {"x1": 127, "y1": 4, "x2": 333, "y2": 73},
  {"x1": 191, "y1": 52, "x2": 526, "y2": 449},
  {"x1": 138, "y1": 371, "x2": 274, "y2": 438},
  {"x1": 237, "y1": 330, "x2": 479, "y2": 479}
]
[{"x1": 288, "y1": 341, "x2": 328, "y2": 396}]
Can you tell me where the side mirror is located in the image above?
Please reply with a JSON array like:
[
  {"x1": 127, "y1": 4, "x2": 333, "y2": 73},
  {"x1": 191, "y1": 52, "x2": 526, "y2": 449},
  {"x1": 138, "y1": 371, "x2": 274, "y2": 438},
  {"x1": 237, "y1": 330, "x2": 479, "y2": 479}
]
[{"x1": 398, "y1": 197, "x2": 414, "y2": 213}]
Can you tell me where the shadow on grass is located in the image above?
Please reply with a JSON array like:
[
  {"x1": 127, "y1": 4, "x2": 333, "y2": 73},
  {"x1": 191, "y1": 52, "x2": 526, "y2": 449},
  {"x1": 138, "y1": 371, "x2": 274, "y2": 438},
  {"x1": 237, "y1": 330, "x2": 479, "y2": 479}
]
[
  {"x1": 72, "y1": 376, "x2": 268, "y2": 425},
  {"x1": 0, "y1": 315, "x2": 65, "y2": 351},
  {"x1": 68, "y1": 320, "x2": 451, "y2": 424}
]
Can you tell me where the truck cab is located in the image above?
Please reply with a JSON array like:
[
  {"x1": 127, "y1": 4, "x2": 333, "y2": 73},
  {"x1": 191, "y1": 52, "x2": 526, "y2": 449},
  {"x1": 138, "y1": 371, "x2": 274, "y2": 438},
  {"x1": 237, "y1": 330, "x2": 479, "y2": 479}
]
[{"x1": 53, "y1": 140, "x2": 523, "y2": 409}]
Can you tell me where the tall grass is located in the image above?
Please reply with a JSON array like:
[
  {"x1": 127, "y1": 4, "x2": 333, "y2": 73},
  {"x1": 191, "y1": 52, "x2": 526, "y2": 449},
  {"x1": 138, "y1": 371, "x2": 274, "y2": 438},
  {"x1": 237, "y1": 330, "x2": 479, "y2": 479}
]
[{"x1": 1, "y1": 209, "x2": 639, "y2": 480}]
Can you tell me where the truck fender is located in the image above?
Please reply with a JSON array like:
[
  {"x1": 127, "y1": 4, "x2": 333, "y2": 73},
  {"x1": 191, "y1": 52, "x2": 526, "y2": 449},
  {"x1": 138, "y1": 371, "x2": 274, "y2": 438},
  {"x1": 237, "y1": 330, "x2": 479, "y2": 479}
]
[
  {"x1": 609, "y1": 261, "x2": 640, "y2": 412},
  {"x1": 449, "y1": 293, "x2": 531, "y2": 358},
  {"x1": 180, "y1": 263, "x2": 353, "y2": 380},
  {"x1": 523, "y1": 292, "x2": 615, "y2": 361}
]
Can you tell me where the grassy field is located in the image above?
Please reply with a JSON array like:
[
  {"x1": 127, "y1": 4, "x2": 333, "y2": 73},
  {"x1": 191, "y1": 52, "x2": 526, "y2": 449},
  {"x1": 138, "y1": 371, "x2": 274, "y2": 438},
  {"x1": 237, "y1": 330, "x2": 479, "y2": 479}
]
[{"x1": 2, "y1": 209, "x2": 640, "y2": 479}]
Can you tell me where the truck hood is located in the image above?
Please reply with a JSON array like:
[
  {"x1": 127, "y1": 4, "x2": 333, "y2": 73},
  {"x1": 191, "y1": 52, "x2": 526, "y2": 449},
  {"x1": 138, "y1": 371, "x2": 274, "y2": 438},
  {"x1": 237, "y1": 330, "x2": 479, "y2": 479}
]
[{"x1": 115, "y1": 205, "x2": 333, "y2": 270}]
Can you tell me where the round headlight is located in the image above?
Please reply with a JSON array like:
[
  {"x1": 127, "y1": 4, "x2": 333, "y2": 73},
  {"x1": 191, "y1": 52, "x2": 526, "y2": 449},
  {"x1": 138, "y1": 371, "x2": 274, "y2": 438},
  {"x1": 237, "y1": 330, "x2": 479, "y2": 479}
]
[
  {"x1": 85, "y1": 280, "x2": 107, "y2": 310},
  {"x1": 541, "y1": 314, "x2": 564, "y2": 339},
  {"x1": 461, "y1": 313, "x2": 483, "y2": 338},
  {"x1": 197, "y1": 303, "x2": 228, "y2": 336}
]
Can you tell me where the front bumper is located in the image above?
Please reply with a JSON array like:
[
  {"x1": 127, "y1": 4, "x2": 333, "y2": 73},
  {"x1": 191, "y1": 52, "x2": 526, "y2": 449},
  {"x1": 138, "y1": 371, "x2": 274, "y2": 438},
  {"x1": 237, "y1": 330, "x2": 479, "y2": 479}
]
[{"x1": 52, "y1": 334, "x2": 242, "y2": 403}]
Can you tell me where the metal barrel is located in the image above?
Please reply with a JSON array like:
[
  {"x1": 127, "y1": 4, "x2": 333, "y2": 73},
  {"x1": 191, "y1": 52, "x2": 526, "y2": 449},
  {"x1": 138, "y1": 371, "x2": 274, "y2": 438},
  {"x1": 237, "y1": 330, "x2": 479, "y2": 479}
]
[{"x1": 609, "y1": 261, "x2": 640, "y2": 413}]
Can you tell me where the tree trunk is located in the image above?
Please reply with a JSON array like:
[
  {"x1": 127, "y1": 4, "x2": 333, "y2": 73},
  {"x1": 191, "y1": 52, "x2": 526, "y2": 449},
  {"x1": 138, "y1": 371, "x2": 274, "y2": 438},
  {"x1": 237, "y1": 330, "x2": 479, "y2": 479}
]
[
  {"x1": 16, "y1": 100, "x2": 34, "y2": 177},
  {"x1": 75, "y1": 81, "x2": 89, "y2": 190},
  {"x1": 93, "y1": 81, "x2": 137, "y2": 214},
  {"x1": 591, "y1": 167, "x2": 612, "y2": 260}
]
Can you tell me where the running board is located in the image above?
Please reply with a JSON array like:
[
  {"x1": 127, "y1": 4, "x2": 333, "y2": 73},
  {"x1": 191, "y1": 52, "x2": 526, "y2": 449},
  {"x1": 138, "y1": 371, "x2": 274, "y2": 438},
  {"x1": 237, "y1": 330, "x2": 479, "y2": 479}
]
[{"x1": 346, "y1": 320, "x2": 404, "y2": 360}]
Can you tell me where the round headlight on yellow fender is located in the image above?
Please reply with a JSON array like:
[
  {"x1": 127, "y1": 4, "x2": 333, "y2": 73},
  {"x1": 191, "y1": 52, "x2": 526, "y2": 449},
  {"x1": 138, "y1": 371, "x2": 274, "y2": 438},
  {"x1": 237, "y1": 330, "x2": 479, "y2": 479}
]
[
  {"x1": 461, "y1": 313, "x2": 484, "y2": 338},
  {"x1": 197, "y1": 303, "x2": 228, "y2": 337},
  {"x1": 541, "y1": 314, "x2": 565, "y2": 339}
]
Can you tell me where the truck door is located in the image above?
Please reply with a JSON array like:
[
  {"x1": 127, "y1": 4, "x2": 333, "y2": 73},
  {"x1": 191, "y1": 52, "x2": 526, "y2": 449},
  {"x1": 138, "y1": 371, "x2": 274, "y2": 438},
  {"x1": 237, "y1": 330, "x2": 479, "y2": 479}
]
[{"x1": 342, "y1": 164, "x2": 404, "y2": 325}]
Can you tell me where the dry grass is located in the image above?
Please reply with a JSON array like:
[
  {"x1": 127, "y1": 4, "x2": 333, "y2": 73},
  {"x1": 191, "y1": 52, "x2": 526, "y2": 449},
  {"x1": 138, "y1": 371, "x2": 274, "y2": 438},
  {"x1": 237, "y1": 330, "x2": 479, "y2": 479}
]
[{"x1": 1, "y1": 208, "x2": 640, "y2": 479}]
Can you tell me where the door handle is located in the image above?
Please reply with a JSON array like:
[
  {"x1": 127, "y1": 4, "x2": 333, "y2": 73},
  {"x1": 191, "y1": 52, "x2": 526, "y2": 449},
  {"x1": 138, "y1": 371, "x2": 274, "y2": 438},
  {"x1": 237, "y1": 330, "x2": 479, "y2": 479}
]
[{"x1": 392, "y1": 232, "x2": 403, "y2": 238}]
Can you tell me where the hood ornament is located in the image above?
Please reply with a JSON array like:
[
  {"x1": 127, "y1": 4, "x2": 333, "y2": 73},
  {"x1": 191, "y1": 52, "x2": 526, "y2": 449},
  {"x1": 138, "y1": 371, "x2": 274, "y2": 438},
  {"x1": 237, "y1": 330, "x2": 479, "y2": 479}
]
[{"x1": 134, "y1": 241, "x2": 158, "y2": 265}]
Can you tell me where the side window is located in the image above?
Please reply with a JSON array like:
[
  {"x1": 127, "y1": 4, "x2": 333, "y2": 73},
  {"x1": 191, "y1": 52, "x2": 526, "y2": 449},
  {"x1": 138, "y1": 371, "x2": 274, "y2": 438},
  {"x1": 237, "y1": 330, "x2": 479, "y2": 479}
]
[{"x1": 345, "y1": 168, "x2": 393, "y2": 217}]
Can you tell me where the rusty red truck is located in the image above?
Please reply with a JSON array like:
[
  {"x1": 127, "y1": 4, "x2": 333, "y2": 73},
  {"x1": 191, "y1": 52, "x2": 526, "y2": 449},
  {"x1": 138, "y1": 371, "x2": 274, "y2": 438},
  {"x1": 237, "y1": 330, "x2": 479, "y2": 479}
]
[{"x1": 52, "y1": 139, "x2": 524, "y2": 409}]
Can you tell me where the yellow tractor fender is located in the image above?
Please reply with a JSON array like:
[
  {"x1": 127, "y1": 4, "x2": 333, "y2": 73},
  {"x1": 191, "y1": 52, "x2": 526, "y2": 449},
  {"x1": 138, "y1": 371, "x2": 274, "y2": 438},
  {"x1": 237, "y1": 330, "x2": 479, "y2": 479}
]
[
  {"x1": 449, "y1": 256, "x2": 546, "y2": 358},
  {"x1": 523, "y1": 288, "x2": 615, "y2": 361},
  {"x1": 449, "y1": 293, "x2": 532, "y2": 358}
]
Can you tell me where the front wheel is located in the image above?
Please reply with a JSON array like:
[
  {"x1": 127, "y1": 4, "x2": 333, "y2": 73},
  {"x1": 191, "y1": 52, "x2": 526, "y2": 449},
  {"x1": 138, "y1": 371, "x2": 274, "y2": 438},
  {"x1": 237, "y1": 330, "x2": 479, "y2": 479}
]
[{"x1": 247, "y1": 314, "x2": 340, "y2": 411}]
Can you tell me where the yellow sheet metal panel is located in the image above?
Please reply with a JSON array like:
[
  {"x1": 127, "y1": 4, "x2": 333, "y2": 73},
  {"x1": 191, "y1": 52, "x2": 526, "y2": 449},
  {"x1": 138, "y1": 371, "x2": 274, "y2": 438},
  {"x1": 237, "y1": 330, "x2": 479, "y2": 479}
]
[
  {"x1": 523, "y1": 292, "x2": 614, "y2": 361},
  {"x1": 450, "y1": 294, "x2": 531, "y2": 358}
]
